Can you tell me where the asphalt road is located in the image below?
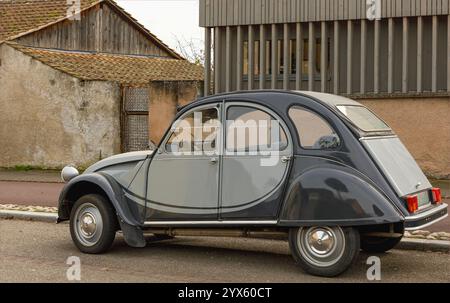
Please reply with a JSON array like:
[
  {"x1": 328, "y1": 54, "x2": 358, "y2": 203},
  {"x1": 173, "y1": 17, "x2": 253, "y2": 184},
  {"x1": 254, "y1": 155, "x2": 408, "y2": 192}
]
[{"x1": 0, "y1": 219, "x2": 449, "y2": 283}]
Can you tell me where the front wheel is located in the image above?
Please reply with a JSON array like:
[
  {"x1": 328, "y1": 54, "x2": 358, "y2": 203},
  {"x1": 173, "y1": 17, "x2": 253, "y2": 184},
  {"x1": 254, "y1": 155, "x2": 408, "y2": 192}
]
[
  {"x1": 69, "y1": 194, "x2": 118, "y2": 254},
  {"x1": 289, "y1": 226, "x2": 360, "y2": 277}
]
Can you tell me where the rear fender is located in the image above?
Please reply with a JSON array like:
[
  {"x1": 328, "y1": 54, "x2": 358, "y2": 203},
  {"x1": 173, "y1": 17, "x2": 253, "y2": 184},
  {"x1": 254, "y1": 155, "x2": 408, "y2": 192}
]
[{"x1": 279, "y1": 168, "x2": 403, "y2": 226}]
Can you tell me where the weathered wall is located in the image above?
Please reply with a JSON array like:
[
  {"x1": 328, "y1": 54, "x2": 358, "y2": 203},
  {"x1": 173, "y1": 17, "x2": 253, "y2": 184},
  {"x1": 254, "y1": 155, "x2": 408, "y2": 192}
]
[
  {"x1": 148, "y1": 81, "x2": 199, "y2": 144},
  {"x1": 0, "y1": 44, "x2": 121, "y2": 169},
  {"x1": 359, "y1": 97, "x2": 450, "y2": 179}
]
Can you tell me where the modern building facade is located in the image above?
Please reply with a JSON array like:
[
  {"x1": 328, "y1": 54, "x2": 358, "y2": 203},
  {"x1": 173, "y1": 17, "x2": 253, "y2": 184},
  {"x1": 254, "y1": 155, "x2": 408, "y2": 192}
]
[{"x1": 200, "y1": 0, "x2": 450, "y2": 179}]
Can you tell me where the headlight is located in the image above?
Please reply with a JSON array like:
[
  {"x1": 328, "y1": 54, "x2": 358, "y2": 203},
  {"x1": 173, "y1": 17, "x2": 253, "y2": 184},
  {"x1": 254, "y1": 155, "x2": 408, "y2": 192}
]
[{"x1": 61, "y1": 166, "x2": 79, "y2": 182}]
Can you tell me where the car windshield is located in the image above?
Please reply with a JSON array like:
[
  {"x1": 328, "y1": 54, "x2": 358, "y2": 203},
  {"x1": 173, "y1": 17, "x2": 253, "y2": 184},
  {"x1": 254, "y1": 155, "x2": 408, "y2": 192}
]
[{"x1": 336, "y1": 105, "x2": 391, "y2": 132}]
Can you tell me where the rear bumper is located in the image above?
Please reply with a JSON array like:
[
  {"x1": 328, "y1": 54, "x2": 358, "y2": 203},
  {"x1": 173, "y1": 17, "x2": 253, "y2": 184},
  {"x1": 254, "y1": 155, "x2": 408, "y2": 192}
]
[{"x1": 404, "y1": 203, "x2": 448, "y2": 231}]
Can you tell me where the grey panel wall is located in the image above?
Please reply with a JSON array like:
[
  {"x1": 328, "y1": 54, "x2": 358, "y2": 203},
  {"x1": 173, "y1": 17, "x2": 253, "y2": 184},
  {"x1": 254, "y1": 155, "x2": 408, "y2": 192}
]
[
  {"x1": 204, "y1": 16, "x2": 450, "y2": 96},
  {"x1": 200, "y1": 0, "x2": 450, "y2": 27}
]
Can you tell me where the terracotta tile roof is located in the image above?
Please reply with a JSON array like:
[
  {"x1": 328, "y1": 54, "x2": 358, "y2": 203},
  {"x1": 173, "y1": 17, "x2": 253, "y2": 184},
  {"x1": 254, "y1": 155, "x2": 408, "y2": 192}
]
[
  {"x1": 0, "y1": 0, "x2": 99, "y2": 41},
  {"x1": 0, "y1": 0, "x2": 182, "y2": 59},
  {"x1": 9, "y1": 43, "x2": 203, "y2": 84}
]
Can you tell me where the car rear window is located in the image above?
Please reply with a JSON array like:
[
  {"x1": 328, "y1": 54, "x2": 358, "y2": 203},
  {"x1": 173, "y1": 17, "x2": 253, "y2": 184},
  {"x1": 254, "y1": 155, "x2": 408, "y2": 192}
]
[{"x1": 336, "y1": 105, "x2": 391, "y2": 132}]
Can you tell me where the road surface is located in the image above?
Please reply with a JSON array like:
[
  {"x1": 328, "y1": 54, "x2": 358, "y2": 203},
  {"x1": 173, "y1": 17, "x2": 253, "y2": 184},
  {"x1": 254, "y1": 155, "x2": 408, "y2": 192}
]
[{"x1": 0, "y1": 219, "x2": 449, "y2": 283}]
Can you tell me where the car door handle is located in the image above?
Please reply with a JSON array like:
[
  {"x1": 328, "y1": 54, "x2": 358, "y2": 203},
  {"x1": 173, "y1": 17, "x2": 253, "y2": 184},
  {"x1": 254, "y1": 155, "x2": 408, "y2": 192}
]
[
  {"x1": 210, "y1": 157, "x2": 218, "y2": 164},
  {"x1": 281, "y1": 156, "x2": 292, "y2": 163}
]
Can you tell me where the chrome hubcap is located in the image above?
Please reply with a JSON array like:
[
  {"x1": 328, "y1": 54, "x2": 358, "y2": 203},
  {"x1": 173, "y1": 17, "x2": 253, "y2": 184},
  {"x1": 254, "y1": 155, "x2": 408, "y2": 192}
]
[
  {"x1": 74, "y1": 203, "x2": 103, "y2": 247},
  {"x1": 307, "y1": 228, "x2": 335, "y2": 256},
  {"x1": 297, "y1": 226, "x2": 345, "y2": 267}
]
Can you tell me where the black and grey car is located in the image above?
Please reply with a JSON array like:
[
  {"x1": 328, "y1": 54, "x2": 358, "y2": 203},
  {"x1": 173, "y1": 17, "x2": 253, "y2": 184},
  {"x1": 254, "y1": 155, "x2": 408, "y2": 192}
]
[{"x1": 58, "y1": 90, "x2": 447, "y2": 277}]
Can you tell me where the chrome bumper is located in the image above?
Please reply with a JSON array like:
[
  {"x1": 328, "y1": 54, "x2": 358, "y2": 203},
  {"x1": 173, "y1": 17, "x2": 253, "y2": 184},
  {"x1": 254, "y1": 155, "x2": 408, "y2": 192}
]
[{"x1": 404, "y1": 203, "x2": 448, "y2": 231}]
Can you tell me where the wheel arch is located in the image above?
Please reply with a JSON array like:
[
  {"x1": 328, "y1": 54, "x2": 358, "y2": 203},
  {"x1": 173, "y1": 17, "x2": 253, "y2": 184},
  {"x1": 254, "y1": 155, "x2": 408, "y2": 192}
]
[{"x1": 57, "y1": 173, "x2": 141, "y2": 227}]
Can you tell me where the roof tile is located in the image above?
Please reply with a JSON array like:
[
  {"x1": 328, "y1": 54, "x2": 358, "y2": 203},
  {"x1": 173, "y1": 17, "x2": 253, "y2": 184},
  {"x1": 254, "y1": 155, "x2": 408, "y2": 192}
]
[{"x1": 9, "y1": 43, "x2": 204, "y2": 84}]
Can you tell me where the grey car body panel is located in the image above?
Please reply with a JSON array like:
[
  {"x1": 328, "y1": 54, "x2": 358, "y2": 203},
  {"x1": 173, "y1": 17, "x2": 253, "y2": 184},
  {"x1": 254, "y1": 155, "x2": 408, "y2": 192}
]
[
  {"x1": 58, "y1": 90, "x2": 446, "y2": 233},
  {"x1": 361, "y1": 136, "x2": 432, "y2": 197},
  {"x1": 279, "y1": 156, "x2": 403, "y2": 226}
]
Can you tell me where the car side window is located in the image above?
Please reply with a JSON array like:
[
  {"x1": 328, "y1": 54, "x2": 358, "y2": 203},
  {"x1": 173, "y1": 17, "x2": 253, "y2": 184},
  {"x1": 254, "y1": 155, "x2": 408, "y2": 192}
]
[
  {"x1": 289, "y1": 106, "x2": 340, "y2": 150},
  {"x1": 165, "y1": 107, "x2": 219, "y2": 154},
  {"x1": 226, "y1": 106, "x2": 288, "y2": 152}
]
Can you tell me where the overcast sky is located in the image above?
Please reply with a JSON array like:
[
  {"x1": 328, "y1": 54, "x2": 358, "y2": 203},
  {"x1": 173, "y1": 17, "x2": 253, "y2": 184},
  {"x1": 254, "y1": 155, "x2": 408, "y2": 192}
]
[{"x1": 116, "y1": 0, "x2": 203, "y2": 52}]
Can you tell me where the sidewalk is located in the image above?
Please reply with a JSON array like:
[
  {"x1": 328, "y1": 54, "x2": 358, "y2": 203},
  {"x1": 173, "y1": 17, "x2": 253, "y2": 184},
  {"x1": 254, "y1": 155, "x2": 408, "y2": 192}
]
[{"x1": 0, "y1": 169, "x2": 62, "y2": 183}]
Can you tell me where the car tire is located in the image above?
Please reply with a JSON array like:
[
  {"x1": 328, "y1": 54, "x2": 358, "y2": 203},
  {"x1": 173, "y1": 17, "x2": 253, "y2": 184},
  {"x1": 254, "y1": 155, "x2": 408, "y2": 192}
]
[
  {"x1": 289, "y1": 226, "x2": 360, "y2": 277},
  {"x1": 69, "y1": 194, "x2": 118, "y2": 254},
  {"x1": 360, "y1": 236, "x2": 403, "y2": 253}
]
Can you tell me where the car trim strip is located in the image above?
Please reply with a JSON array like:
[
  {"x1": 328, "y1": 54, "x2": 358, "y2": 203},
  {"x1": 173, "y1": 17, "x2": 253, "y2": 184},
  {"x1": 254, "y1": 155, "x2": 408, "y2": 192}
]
[{"x1": 143, "y1": 220, "x2": 278, "y2": 226}]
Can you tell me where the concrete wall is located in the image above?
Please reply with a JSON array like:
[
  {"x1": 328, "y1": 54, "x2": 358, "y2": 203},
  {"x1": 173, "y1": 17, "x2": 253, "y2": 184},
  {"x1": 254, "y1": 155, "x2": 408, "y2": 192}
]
[
  {"x1": 148, "y1": 81, "x2": 199, "y2": 145},
  {"x1": 359, "y1": 97, "x2": 450, "y2": 179},
  {"x1": 0, "y1": 44, "x2": 121, "y2": 169}
]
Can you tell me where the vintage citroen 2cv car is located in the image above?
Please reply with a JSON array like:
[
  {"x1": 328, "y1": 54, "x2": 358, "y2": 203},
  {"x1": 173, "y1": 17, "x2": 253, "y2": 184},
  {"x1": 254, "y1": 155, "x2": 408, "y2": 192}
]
[{"x1": 58, "y1": 91, "x2": 447, "y2": 277}]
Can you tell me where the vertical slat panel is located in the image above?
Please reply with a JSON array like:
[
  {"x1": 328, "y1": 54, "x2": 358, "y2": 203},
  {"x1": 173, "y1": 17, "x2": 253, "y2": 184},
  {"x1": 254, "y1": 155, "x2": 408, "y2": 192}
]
[
  {"x1": 388, "y1": 18, "x2": 394, "y2": 93},
  {"x1": 296, "y1": 23, "x2": 302, "y2": 90},
  {"x1": 204, "y1": 27, "x2": 212, "y2": 96},
  {"x1": 417, "y1": 16, "x2": 423, "y2": 93},
  {"x1": 260, "y1": 24, "x2": 266, "y2": 89},
  {"x1": 360, "y1": 19, "x2": 366, "y2": 94},
  {"x1": 432, "y1": 15, "x2": 438, "y2": 92},
  {"x1": 236, "y1": 25, "x2": 243, "y2": 90},
  {"x1": 321, "y1": 21, "x2": 327, "y2": 92},
  {"x1": 225, "y1": 26, "x2": 231, "y2": 92},
  {"x1": 214, "y1": 27, "x2": 221, "y2": 94},
  {"x1": 248, "y1": 25, "x2": 255, "y2": 90},
  {"x1": 402, "y1": 17, "x2": 409, "y2": 93},
  {"x1": 271, "y1": 24, "x2": 278, "y2": 88},
  {"x1": 374, "y1": 19, "x2": 380, "y2": 93},
  {"x1": 283, "y1": 23, "x2": 290, "y2": 89},
  {"x1": 347, "y1": 20, "x2": 353, "y2": 94},
  {"x1": 308, "y1": 22, "x2": 315, "y2": 91},
  {"x1": 333, "y1": 20, "x2": 340, "y2": 94}
]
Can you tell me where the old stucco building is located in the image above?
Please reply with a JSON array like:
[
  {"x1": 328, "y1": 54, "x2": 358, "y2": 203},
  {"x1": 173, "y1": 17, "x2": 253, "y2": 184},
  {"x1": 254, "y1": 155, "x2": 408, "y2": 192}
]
[
  {"x1": 200, "y1": 0, "x2": 450, "y2": 179},
  {"x1": 0, "y1": 0, "x2": 203, "y2": 169}
]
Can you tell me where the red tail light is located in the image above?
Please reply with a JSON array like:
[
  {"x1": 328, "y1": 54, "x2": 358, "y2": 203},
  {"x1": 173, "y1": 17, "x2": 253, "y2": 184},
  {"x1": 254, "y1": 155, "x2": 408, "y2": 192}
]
[
  {"x1": 406, "y1": 195, "x2": 419, "y2": 213},
  {"x1": 432, "y1": 188, "x2": 442, "y2": 204}
]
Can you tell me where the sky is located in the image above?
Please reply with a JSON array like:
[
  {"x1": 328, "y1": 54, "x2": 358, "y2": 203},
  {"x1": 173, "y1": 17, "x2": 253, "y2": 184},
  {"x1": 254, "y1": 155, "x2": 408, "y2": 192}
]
[{"x1": 116, "y1": 0, "x2": 203, "y2": 53}]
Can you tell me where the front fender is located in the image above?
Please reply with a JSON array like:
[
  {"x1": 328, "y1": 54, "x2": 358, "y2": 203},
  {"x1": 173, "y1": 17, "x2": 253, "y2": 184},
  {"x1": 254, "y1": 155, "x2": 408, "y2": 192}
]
[
  {"x1": 57, "y1": 172, "x2": 141, "y2": 226},
  {"x1": 279, "y1": 167, "x2": 403, "y2": 226}
]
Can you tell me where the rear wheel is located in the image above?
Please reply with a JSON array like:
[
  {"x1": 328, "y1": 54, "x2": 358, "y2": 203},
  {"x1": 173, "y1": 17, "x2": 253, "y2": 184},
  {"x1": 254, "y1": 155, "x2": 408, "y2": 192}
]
[
  {"x1": 289, "y1": 226, "x2": 360, "y2": 277},
  {"x1": 360, "y1": 236, "x2": 403, "y2": 253},
  {"x1": 69, "y1": 194, "x2": 118, "y2": 254}
]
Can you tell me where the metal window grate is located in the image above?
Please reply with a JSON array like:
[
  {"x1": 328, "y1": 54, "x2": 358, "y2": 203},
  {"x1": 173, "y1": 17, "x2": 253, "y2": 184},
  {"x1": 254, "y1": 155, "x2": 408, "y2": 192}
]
[{"x1": 122, "y1": 87, "x2": 150, "y2": 152}]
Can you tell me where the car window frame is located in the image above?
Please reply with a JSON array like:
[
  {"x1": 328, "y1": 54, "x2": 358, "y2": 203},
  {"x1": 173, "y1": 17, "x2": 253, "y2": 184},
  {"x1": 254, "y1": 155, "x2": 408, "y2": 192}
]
[
  {"x1": 335, "y1": 104, "x2": 392, "y2": 133},
  {"x1": 225, "y1": 104, "x2": 290, "y2": 154},
  {"x1": 162, "y1": 104, "x2": 221, "y2": 155},
  {"x1": 288, "y1": 105, "x2": 343, "y2": 151}
]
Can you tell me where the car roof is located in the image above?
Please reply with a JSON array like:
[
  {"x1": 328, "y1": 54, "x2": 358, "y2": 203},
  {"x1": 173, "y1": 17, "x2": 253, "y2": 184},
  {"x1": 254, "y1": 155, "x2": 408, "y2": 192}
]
[{"x1": 180, "y1": 90, "x2": 363, "y2": 112}]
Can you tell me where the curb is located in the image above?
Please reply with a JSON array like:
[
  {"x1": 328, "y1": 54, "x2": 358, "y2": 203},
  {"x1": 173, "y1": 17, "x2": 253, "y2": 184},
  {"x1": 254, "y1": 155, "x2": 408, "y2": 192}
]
[
  {"x1": 1, "y1": 209, "x2": 450, "y2": 253},
  {"x1": 0, "y1": 209, "x2": 57, "y2": 223},
  {"x1": 397, "y1": 238, "x2": 450, "y2": 253}
]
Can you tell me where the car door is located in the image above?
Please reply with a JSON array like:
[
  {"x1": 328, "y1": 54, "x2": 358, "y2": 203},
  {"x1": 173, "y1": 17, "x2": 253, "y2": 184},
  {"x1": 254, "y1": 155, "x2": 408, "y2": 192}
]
[
  {"x1": 145, "y1": 103, "x2": 222, "y2": 220},
  {"x1": 220, "y1": 101, "x2": 293, "y2": 219}
]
